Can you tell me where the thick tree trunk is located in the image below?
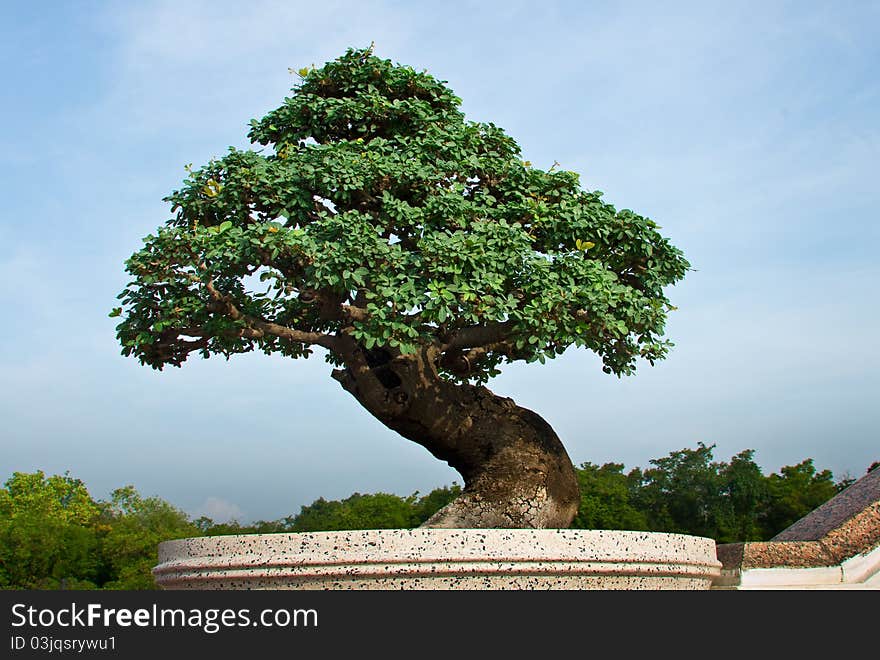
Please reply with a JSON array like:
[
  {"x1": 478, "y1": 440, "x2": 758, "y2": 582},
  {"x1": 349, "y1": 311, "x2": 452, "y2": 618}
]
[{"x1": 331, "y1": 346, "x2": 579, "y2": 528}]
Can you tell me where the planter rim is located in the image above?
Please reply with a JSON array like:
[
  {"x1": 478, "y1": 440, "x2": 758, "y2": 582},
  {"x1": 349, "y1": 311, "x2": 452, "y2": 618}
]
[
  {"x1": 158, "y1": 528, "x2": 719, "y2": 565},
  {"x1": 154, "y1": 529, "x2": 721, "y2": 590}
]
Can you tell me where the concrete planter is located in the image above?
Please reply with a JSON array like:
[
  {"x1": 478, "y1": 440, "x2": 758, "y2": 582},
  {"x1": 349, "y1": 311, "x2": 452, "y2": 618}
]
[{"x1": 154, "y1": 529, "x2": 721, "y2": 590}]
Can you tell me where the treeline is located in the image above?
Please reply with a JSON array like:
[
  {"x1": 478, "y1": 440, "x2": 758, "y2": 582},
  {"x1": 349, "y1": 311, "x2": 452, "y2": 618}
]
[
  {"x1": 0, "y1": 473, "x2": 459, "y2": 590},
  {"x1": 1, "y1": 444, "x2": 874, "y2": 590},
  {"x1": 569, "y1": 443, "x2": 867, "y2": 542}
]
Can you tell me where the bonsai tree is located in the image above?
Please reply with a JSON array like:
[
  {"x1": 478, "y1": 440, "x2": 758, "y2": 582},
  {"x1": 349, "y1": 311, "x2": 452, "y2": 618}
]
[{"x1": 114, "y1": 47, "x2": 689, "y2": 529}]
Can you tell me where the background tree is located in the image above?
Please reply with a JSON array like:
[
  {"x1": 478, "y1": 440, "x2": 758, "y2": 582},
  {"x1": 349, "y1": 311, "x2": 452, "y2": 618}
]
[
  {"x1": 627, "y1": 444, "x2": 771, "y2": 543},
  {"x1": 0, "y1": 471, "x2": 104, "y2": 589},
  {"x1": 114, "y1": 47, "x2": 690, "y2": 529},
  {"x1": 411, "y1": 484, "x2": 461, "y2": 524},
  {"x1": 291, "y1": 492, "x2": 419, "y2": 531},
  {"x1": 716, "y1": 449, "x2": 768, "y2": 542},
  {"x1": 758, "y1": 459, "x2": 838, "y2": 539},
  {"x1": 193, "y1": 517, "x2": 297, "y2": 535},
  {"x1": 290, "y1": 485, "x2": 460, "y2": 532},
  {"x1": 630, "y1": 442, "x2": 724, "y2": 539},
  {"x1": 569, "y1": 462, "x2": 648, "y2": 531},
  {"x1": 99, "y1": 486, "x2": 200, "y2": 589}
]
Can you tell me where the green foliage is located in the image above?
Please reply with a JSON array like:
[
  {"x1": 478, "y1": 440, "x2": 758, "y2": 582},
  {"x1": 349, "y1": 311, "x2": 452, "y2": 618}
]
[
  {"x1": 411, "y1": 484, "x2": 461, "y2": 523},
  {"x1": 631, "y1": 442, "x2": 724, "y2": 538},
  {"x1": 716, "y1": 450, "x2": 768, "y2": 542},
  {"x1": 115, "y1": 47, "x2": 690, "y2": 381},
  {"x1": 292, "y1": 492, "x2": 419, "y2": 531},
  {"x1": 194, "y1": 517, "x2": 296, "y2": 535},
  {"x1": 626, "y1": 444, "x2": 777, "y2": 542},
  {"x1": 760, "y1": 459, "x2": 838, "y2": 538},
  {"x1": 190, "y1": 486, "x2": 460, "y2": 537},
  {"x1": 0, "y1": 472, "x2": 104, "y2": 589},
  {"x1": 290, "y1": 485, "x2": 460, "y2": 532},
  {"x1": 99, "y1": 486, "x2": 201, "y2": 590},
  {"x1": 627, "y1": 443, "x2": 770, "y2": 542},
  {"x1": 571, "y1": 446, "x2": 855, "y2": 543},
  {"x1": 0, "y1": 473, "x2": 461, "y2": 590},
  {"x1": 570, "y1": 463, "x2": 648, "y2": 531},
  {"x1": 0, "y1": 474, "x2": 197, "y2": 590}
]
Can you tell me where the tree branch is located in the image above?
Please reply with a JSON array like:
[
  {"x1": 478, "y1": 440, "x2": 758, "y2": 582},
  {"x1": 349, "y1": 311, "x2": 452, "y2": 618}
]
[
  {"x1": 439, "y1": 340, "x2": 528, "y2": 376},
  {"x1": 442, "y1": 320, "x2": 516, "y2": 351},
  {"x1": 204, "y1": 279, "x2": 339, "y2": 350},
  {"x1": 341, "y1": 304, "x2": 369, "y2": 322}
]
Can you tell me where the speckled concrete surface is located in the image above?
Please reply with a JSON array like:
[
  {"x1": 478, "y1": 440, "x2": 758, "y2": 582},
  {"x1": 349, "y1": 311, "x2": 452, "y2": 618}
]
[{"x1": 153, "y1": 529, "x2": 721, "y2": 590}]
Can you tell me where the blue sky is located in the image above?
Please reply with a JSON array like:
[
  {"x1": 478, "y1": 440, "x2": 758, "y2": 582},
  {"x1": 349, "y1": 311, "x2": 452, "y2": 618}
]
[{"x1": 1, "y1": 1, "x2": 877, "y2": 523}]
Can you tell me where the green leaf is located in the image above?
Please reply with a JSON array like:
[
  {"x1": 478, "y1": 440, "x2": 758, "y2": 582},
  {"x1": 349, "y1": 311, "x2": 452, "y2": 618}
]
[
  {"x1": 202, "y1": 179, "x2": 222, "y2": 197},
  {"x1": 115, "y1": 48, "x2": 690, "y2": 384}
]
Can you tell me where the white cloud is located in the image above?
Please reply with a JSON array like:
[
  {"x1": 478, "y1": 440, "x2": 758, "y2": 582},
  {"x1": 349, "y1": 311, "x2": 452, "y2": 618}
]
[{"x1": 193, "y1": 496, "x2": 245, "y2": 523}]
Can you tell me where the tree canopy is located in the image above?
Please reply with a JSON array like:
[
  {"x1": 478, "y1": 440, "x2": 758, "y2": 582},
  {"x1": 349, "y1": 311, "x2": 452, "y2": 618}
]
[
  {"x1": 0, "y1": 472, "x2": 103, "y2": 589},
  {"x1": 571, "y1": 444, "x2": 846, "y2": 543},
  {"x1": 289, "y1": 486, "x2": 461, "y2": 532},
  {"x1": 114, "y1": 46, "x2": 690, "y2": 382}
]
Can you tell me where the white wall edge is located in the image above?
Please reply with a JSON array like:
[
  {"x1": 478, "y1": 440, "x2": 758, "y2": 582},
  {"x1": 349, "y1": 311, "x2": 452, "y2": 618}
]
[
  {"x1": 725, "y1": 543, "x2": 880, "y2": 589},
  {"x1": 738, "y1": 565, "x2": 843, "y2": 588},
  {"x1": 840, "y1": 543, "x2": 880, "y2": 584}
]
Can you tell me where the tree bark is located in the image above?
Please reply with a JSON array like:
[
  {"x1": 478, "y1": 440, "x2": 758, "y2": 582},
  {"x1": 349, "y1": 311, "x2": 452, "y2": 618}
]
[{"x1": 331, "y1": 345, "x2": 579, "y2": 528}]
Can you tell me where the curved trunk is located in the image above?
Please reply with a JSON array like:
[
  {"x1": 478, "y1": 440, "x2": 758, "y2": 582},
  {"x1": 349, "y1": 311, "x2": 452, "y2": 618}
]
[{"x1": 331, "y1": 346, "x2": 579, "y2": 528}]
